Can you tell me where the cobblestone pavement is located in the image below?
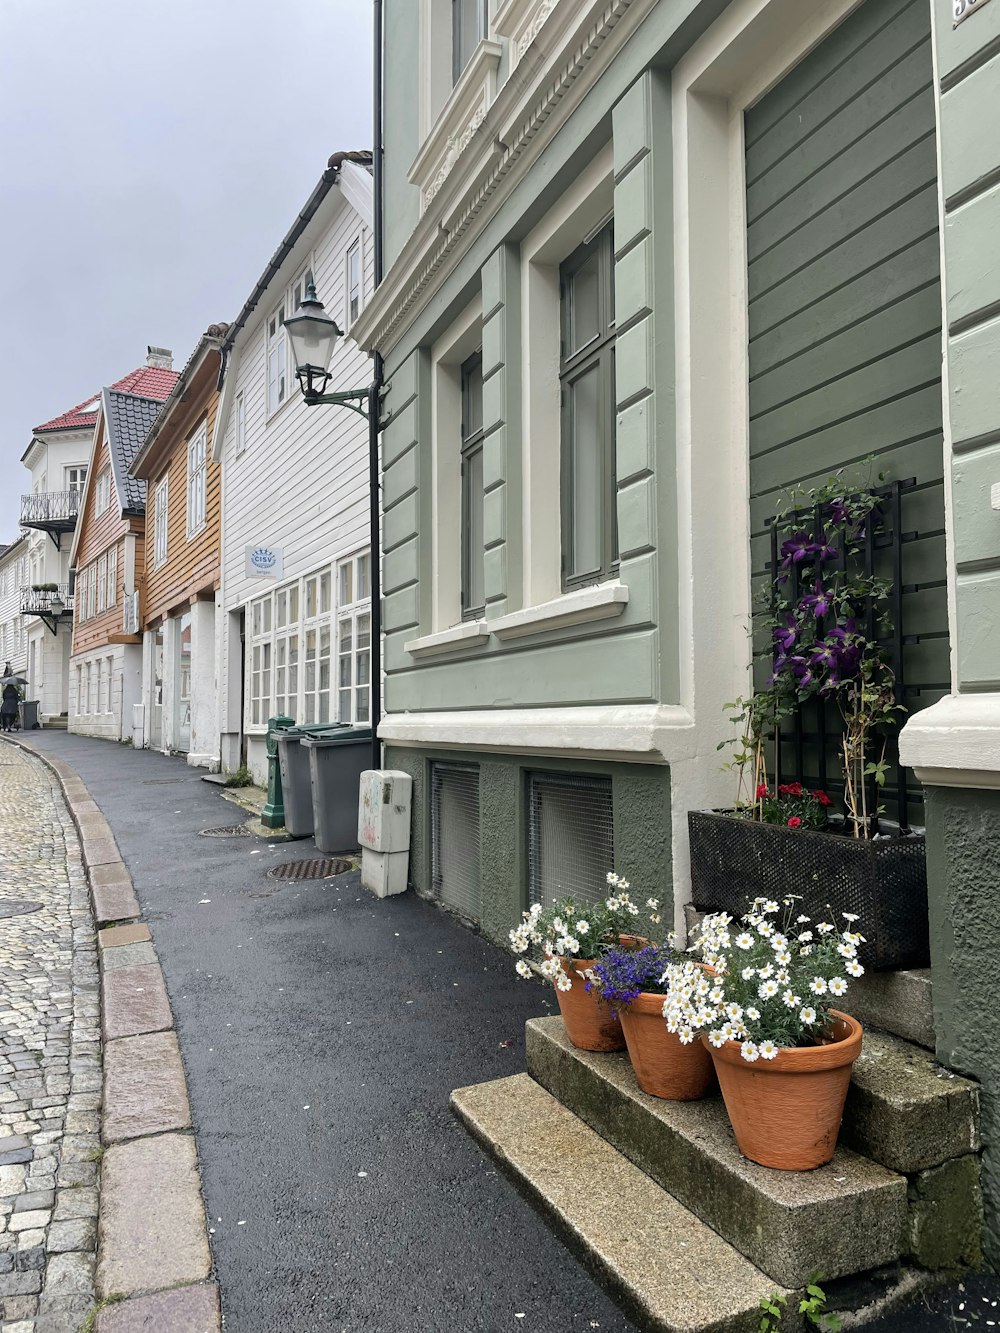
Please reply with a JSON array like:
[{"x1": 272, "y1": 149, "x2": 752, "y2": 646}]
[{"x1": 0, "y1": 742, "x2": 99, "y2": 1331}]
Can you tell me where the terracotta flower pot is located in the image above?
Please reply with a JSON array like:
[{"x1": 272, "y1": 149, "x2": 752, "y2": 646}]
[
  {"x1": 705, "y1": 1010, "x2": 863, "y2": 1170},
  {"x1": 553, "y1": 956, "x2": 625, "y2": 1052},
  {"x1": 619, "y1": 993, "x2": 715, "y2": 1100}
]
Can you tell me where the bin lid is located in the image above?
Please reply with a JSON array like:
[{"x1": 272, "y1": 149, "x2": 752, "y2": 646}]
[
  {"x1": 281, "y1": 722, "x2": 353, "y2": 739},
  {"x1": 300, "y1": 727, "x2": 373, "y2": 747}
]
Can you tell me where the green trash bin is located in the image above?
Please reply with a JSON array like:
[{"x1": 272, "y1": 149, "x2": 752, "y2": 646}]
[
  {"x1": 277, "y1": 723, "x2": 352, "y2": 838},
  {"x1": 301, "y1": 728, "x2": 373, "y2": 854}
]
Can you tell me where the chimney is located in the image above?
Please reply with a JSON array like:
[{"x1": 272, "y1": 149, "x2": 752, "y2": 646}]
[{"x1": 146, "y1": 346, "x2": 173, "y2": 370}]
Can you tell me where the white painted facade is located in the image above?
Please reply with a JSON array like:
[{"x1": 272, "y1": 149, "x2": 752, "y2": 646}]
[
  {"x1": 0, "y1": 537, "x2": 29, "y2": 680},
  {"x1": 20, "y1": 426, "x2": 93, "y2": 722},
  {"x1": 213, "y1": 160, "x2": 375, "y2": 784},
  {"x1": 67, "y1": 641, "x2": 141, "y2": 742}
]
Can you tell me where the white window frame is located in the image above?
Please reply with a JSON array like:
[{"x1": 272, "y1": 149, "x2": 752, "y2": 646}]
[
  {"x1": 266, "y1": 302, "x2": 288, "y2": 418},
  {"x1": 336, "y1": 551, "x2": 372, "y2": 726},
  {"x1": 95, "y1": 469, "x2": 111, "y2": 516},
  {"x1": 186, "y1": 424, "x2": 208, "y2": 537},
  {"x1": 65, "y1": 465, "x2": 87, "y2": 495},
  {"x1": 87, "y1": 565, "x2": 97, "y2": 621},
  {"x1": 346, "y1": 237, "x2": 364, "y2": 329},
  {"x1": 106, "y1": 655, "x2": 115, "y2": 714},
  {"x1": 235, "y1": 390, "x2": 246, "y2": 457},
  {"x1": 302, "y1": 569, "x2": 333, "y2": 725},
  {"x1": 107, "y1": 546, "x2": 117, "y2": 609},
  {"x1": 154, "y1": 478, "x2": 169, "y2": 569},
  {"x1": 97, "y1": 555, "x2": 107, "y2": 614},
  {"x1": 247, "y1": 592, "x2": 274, "y2": 730}
]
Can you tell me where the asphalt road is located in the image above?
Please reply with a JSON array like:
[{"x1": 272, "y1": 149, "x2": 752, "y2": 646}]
[
  {"x1": 18, "y1": 731, "x2": 999, "y2": 1333},
  {"x1": 21, "y1": 731, "x2": 638, "y2": 1333}
]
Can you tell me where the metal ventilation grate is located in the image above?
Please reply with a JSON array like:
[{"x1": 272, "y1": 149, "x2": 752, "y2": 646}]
[
  {"x1": 528, "y1": 772, "x2": 614, "y2": 911},
  {"x1": 431, "y1": 763, "x2": 481, "y2": 924},
  {"x1": 266, "y1": 858, "x2": 353, "y2": 880}
]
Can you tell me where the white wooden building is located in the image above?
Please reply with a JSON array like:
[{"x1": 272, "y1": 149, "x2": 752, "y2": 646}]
[{"x1": 212, "y1": 151, "x2": 374, "y2": 783}]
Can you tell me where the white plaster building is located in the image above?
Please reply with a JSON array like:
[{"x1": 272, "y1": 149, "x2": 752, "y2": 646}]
[
  {"x1": 0, "y1": 535, "x2": 29, "y2": 683},
  {"x1": 213, "y1": 151, "x2": 374, "y2": 783}
]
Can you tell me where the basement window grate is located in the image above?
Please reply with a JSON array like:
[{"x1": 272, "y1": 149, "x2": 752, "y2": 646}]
[
  {"x1": 528, "y1": 772, "x2": 614, "y2": 912},
  {"x1": 431, "y1": 763, "x2": 482, "y2": 924}
]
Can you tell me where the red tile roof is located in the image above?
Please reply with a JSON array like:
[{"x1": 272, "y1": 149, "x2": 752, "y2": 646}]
[{"x1": 33, "y1": 364, "x2": 179, "y2": 434}]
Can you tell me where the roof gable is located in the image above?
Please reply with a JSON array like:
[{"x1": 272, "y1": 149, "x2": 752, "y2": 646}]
[
  {"x1": 33, "y1": 364, "x2": 179, "y2": 435},
  {"x1": 103, "y1": 391, "x2": 167, "y2": 514}
]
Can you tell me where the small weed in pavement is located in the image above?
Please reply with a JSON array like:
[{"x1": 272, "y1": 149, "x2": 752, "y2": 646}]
[
  {"x1": 224, "y1": 766, "x2": 254, "y2": 787},
  {"x1": 79, "y1": 1293, "x2": 126, "y2": 1333}
]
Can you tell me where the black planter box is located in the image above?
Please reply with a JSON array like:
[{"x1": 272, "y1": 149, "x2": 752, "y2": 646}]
[{"x1": 687, "y1": 810, "x2": 929, "y2": 971}]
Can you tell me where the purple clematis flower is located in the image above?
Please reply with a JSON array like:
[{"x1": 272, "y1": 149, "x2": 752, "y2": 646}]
[
  {"x1": 780, "y1": 532, "x2": 816, "y2": 568},
  {"x1": 801, "y1": 580, "x2": 832, "y2": 619}
]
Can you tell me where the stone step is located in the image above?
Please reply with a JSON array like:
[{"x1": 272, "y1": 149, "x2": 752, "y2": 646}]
[
  {"x1": 526, "y1": 1016, "x2": 907, "y2": 1288},
  {"x1": 683, "y1": 904, "x2": 935, "y2": 1049},
  {"x1": 844, "y1": 1029, "x2": 979, "y2": 1174},
  {"x1": 451, "y1": 1072, "x2": 787, "y2": 1333}
]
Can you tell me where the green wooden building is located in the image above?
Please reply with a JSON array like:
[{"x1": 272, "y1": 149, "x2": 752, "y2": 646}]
[{"x1": 353, "y1": 0, "x2": 1000, "y2": 1264}]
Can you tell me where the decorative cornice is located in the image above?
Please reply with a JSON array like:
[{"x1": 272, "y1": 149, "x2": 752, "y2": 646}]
[
  {"x1": 408, "y1": 41, "x2": 503, "y2": 208},
  {"x1": 353, "y1": 0, "x2": 639, "y2": 356}
]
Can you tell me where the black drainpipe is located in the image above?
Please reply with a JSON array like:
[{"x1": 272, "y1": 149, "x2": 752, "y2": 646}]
[{"x1": 368, "y1": 0, "x2": 384, "y2": 773}]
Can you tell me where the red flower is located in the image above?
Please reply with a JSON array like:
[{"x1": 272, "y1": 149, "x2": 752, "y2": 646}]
[
  {"x1": 755, "y1": 784, "x2": 769, "y2": 799},
  {"x1": 812, "y1": 790, "x2": 832, "y2": 807},
  {"x1": 778, "y1": 782, "x2": 803, "y2": 798},
  {"x1": 787, "y1": 816, "x2": 802, "y2": 828}
]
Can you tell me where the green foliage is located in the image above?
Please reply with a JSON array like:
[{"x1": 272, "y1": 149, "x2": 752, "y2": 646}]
[
  {"x1": 224, "y1": 766, "x2": 255, "y2": 788},
  {"x1": 757, "y1": 1275, "x2": 840, "y2": 1333}
]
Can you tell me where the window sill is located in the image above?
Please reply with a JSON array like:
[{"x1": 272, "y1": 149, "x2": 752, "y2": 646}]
[
  {"x1": 404, "y1": 619, "x2": 490, "y2": 658},
  {"x1": 490, "y1": 580, "x2": 629, "y2": 640}
]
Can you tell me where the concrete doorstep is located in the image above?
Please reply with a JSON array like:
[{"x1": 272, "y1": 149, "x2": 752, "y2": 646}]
[{"x1": 8, "y1": 736, "x2": 220, "y2": 1332}]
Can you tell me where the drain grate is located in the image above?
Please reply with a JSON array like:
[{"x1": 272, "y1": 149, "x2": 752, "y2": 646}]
[
  {"x1": 143, "y1": 776, "x2": 199, "y2": 785},
  {"x1": 0, "y1": 901, "x2": 44, "y2": 919},
  {"x1": 266, "y1": 858, "x2": 352, "y2": 881},
  {"x1": 199, "y1": 824, "x2": 251, "y2": 839}
]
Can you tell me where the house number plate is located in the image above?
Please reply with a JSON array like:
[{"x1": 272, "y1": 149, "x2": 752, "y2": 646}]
[{"x1": 955, "y1": 0, "x2": 992, "y2": 25}]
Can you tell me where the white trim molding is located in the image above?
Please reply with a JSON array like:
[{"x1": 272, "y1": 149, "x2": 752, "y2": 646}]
[
  {"x1": 494, "y1": 0, "x2": 581, "y2": 76},
  {"x1": 899, "y1": 694, "x2": 1000, "y2": 790},
  {"x1": 408, "y1": 40, "x2": 504, "y2": 210},
  {"x1": 490, "y1": 580, "x2": 628, "y2": 639},
  {"x1": 404, "y1": 619, "x2": 490, "y2": 657}
]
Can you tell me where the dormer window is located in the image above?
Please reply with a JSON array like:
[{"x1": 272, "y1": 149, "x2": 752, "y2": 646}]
[{"x1": 95, "y1": 469, "x2": 111, "y2": 516}]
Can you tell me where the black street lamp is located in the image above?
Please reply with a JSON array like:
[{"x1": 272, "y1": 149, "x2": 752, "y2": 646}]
[{"x1": 283, "y1": 282, "x2": 384, "y2": 772}]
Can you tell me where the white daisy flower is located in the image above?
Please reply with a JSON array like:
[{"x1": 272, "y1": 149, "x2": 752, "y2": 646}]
[
  {"x1": 817, "y1": 922, "x2": 834, "y2": 936},
  {"x1": 797, "y1": 931, "x2": 813, "y2": 943},
  {"x1": 759, "y1": 1040, "x2": 779, "y2": 1060},
  {"x1": 799, "y1": 1006, "x2": 817, "y2": 1025},
  {"x1": 757, "y1": 921, "x2": 775, "y2": 938},
  {"x1": 837, "y1": 942, "x2": 857, "y2": 960},
  {"x1": 845, "y1": 959, "x2": 865, "y2": 978},
  {"x1": 796, "y1": 914, "x2": 810, "y2": 924},
  {"x1": 776, "y1": 969, "x2": 791, "y2": 985},
  {"x1": 781, "y1": 990, "x2": 801, "y2": 1009},
  {"x1": 775, "y1": 949, "x2": 792, "y2": 966},
  {"x1": 725, "y1": 1003, "x2": 743, "y2": 1022},
  {"x1": 720, "y1": 1022, "x2": 737, "y2": 1042},
  {"x1": 515, "y1": 960, "x2": 532, "y2": 979},
  {"x1": 735, "y1": 933, "x2": 754, "y2": 950},
  {"x1": 762, "y1": 900, "x2": 779, "y2": 914},
  {"x1": 708, "y1": 1030, "x2": 728, "y2": 1049},
  {"x1": 677, "y1": 1025, "x2": 695, "y2": 1045},
  {"x1": 745, "y1": 1006, "x2": 761, "y2": 1021},
  {"x1": 646, "y1": 898, "x2": 660, "y2": 911},
  {"x1": 576, "y1": 920, "x2": 590, "y2": 935},
  {"x1": 562, "y1": 936, "x2": 580, "y2": 955},
  {"x1": 758, "y1": 979, "x2": 779, "y2": 999},
  {"x1": 741, "y1": 1040, "x2": 760, "y2": 1062},
  {"x1": 842, "y1": 913, "x2": 859, "y2": 923},
  {"x1": 757, "y1": 963, "x2": 774, "y2": 979},
  {"x1": 555, "y1": 973, "x2": 573, "y2": 992},
  {"x1": 741, "y1": 966, "x2": 756, "y2": 981},
  {"x1": 809, "y1": 977, "x2": 827, "y2": 995},
  {"x1": 828, "y1": 977, "x2": 848, "y2": 997}
]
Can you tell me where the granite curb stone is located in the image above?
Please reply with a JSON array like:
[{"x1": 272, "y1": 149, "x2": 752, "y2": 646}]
[{"x1": 5, "y1": 736, "x2": 215, "y2": 1330}]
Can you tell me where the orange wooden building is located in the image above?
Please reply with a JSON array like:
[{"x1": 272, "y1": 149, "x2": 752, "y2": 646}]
[
  {"x1": 129, "y1": 325, "x2": 227, "y2": 764},
  {"x1": 68, "y1": 361, "x2": 178, "y2": 739}
]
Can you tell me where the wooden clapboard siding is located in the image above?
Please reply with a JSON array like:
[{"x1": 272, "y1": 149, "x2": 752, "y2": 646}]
[
  {"x1": 71, "y1": 413, "x2": 142, "y2": 656},
  {"x1": 141, "y1": 352, "x2": 222, "y2": 627},
  {"x1": 216, "y1": 188, "x2": 373, "y2": 734},
  {"x1": 745, "y1": 0, "x2": 948, "y2": 724}
]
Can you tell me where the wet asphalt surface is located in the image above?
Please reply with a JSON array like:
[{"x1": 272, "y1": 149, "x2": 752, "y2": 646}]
[
  {"x1": 13, "y1": 732, "x2": 1000, "y2": 1332},
  {"x1": 18, "y1": 732, "x2": 638, "y2": 1333}
]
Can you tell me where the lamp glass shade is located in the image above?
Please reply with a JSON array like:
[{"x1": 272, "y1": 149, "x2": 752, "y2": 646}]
[
  {"x1": 283, "y1": 281, "x2": 342, "y2": 378},
  {"x1": 49, "y1": 596, "x2": 64, "y2": 615}
]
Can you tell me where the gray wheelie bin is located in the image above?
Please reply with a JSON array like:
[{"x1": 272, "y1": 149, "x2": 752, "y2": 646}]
[
  {"x1": 301, "y1": 728, "x2": 373, "y2": 853},
  {"x1": 276, "y1": 723, "x2": 351, "y2": 837}
]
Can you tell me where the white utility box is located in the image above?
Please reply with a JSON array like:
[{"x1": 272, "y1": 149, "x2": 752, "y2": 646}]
[{"x1": 358, "y1": 769, "x2": 413, "y2": 898}]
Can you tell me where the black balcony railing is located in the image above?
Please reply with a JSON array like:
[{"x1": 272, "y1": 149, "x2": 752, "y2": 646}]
[
  {"x1": 20, "y1": 586, "x2": 75, "y2": 619},
  {"x1": 20, "y1": 492, "x2": 82, "y2": 549}
]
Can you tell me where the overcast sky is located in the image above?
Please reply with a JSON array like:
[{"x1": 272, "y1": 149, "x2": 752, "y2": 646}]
[{"x1": 0, "y1": 0, "x2": 373, "y2": 539}]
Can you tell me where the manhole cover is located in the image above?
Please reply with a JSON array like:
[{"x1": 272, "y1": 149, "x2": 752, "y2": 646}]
[
  {"x1": 199, "y1": 824, "x2": 251, "y2": 839},
  {"x1": 266, "y1": 858, "x2": 352, "y2": 881},
  {"x1": 0, "y1": 901, "x2": 44, "y2": 919}
]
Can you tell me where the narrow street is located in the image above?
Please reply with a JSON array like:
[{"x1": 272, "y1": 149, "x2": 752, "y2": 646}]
[{"x1": 12, "y1": 731, "x2": 637, "y2": 1333}]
